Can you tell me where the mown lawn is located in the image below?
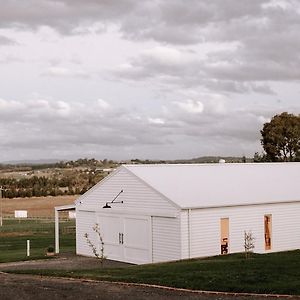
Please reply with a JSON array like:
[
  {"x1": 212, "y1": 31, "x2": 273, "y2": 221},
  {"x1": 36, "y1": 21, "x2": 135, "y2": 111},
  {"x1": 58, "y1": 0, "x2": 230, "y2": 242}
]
[
  {"x1": 9, "y1": 250, "x2": 300, "y2": 295},
  {"x1": 0, "y1": 219, "x2": 75, "y2": 262}
]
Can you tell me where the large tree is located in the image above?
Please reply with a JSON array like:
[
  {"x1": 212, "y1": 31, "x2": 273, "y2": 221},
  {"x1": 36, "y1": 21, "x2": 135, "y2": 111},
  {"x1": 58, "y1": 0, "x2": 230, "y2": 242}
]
[{"x1": 260, "y1": 112, "x2": 300, "y2": 162}]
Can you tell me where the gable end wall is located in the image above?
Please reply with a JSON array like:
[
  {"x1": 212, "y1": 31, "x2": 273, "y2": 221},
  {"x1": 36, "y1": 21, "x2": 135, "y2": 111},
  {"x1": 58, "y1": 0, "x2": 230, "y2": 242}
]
[{"x1": 77, "y1": 167, "x2": 178, "y2": 214}]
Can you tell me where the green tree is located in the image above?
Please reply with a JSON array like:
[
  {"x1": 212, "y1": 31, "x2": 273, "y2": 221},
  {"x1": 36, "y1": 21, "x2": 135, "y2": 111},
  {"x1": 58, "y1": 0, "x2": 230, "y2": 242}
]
[{"x1": 260, "y1": 112, "x2": 300, "y2": 162}]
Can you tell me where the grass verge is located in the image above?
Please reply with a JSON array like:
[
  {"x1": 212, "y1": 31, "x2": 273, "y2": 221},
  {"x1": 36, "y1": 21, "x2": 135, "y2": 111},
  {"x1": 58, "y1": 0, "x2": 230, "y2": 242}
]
[
  {"x1": 0, "y1": 219, "x2": 75, "y2": 263},
  {"x1": 7, "y1": 250, "x2": 300, "y2": 295}
]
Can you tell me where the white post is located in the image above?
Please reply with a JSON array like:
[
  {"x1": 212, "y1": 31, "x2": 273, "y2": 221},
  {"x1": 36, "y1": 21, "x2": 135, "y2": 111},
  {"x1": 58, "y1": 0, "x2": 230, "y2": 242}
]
[
  {"x1": 0, "y1": 187, "x2": 3, "y2": 227},
  {"x1": 55, "y1": 209, "x2": 59, "y2": 254},
  {"x1": 27, "y1": 240, "x2": 30, "y2": 256}
]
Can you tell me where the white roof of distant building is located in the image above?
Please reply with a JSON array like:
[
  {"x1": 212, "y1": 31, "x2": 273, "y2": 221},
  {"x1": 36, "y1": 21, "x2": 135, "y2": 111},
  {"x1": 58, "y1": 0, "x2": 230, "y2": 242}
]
[{"x1": 124, "y1": 163, "x2": 300, "y2": 209}]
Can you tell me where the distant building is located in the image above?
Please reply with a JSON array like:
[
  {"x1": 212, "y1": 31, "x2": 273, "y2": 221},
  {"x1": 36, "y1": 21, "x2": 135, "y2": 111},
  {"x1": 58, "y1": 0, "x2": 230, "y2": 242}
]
[{"x1": 102, "y1": 168, "x2": 114, "y2": 173}]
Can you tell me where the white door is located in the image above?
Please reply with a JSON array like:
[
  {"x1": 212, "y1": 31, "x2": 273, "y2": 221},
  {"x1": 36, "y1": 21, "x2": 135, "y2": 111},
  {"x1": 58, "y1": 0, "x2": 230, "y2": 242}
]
[
  {"x1": 123, "y1": 216, "x2": 151, "y2": 264},
  {"x1": 98, "y1": 215, "x2": 123, "y2": 261},
  {"x1": 97, "y1": 214, "x2": 151, "y2": 264}
]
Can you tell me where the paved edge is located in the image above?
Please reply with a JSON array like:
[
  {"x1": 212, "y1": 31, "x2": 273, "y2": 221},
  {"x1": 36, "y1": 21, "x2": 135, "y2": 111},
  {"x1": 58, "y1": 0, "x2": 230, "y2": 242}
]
[{"x1": 1, "y1": 272, "x2": 298, "y2": 299}]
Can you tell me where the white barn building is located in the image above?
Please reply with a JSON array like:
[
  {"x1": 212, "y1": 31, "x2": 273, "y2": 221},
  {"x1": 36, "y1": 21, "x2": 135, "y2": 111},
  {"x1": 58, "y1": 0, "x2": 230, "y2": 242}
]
[{"x1": 74, "y1": 163, "x2": 300, "y2": 264}]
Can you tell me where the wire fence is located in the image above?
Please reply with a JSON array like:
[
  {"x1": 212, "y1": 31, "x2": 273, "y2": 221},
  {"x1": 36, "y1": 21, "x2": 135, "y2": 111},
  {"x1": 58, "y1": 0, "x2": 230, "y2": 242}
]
[
  {"x1": 0, "y1": 217, "x2": 76, "y2": 262},
  {"x1": 2, "y1": 214, "x2": 72, "y2": 222}
]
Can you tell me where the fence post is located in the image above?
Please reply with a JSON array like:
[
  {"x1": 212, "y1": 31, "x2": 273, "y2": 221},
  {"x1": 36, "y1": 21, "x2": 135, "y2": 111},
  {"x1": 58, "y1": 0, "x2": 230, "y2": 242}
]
[
  {"x1": 55, "y1": 209, "x2": 59, "y2": 254},
  {"x1": 0, "y1": 187, "x2": 3, "y2": 227},
  {"x1": 27, "y1": 240, "x2": 30, "y2": 256}
]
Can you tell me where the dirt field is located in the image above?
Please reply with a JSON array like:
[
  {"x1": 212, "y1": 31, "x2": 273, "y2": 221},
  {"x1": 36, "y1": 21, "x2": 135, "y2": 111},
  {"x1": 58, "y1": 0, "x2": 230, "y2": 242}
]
[{"x1": 1, "y1": 195, "x2": 77, "y2": 217}]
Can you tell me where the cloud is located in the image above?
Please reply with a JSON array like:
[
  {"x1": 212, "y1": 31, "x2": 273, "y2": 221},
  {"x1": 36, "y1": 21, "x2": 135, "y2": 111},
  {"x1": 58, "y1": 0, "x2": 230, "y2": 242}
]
[
  {"x1": 0, "y1": 35, "x2": 15, "y2": 45},
  {"x1": 107, "y1": 1, "x2": 300, "y2": 95},
  {"x1": 0, "y1": 0, "x2": 136, "y2": 34},
  {"x1": 141, "y1": 47, "x2": 187, "y2": 67},
  {"x1": 2, "y1": 1, "x2": 300, "y2": 91},
  {"x1": 110, "y1": 45, "x2": 276, "y2": 95},
  {"x1": 0, "y1": 1, "x2": 272, "y2": 42},
  {"x1": 0, "y1": 95, "x2": 298, "y2": 161},
  {"x1": 0, "y1": 97, "x2": 169, "y2": 151},
  {"x1": 0, "y1": 98, "x2": 25, "y2": 112},
  {"x1": 148, "y1": 117, "x2": 165, "y2": 125},
  {"x1": 257, "y1": 115, "x2": 271, "y2": 124},
  {"x1": 111, "y1": 46, "x2": 197, "y2": 81},
  {"x1": 0, "y1": 1, "x2": 300, "y2": 161},
  {"x1": 42, "y1": 66, "x2": 89, "y2": 78},
  {"x1": 97, "y1": 99, "x2": 110, "y2": 110},
  {"x1": 174, "y1": 99, "x2": 204, "y2": 114}
]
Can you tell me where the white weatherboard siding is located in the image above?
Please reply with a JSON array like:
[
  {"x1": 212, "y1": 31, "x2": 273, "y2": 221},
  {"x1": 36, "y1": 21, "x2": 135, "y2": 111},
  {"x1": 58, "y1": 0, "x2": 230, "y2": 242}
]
[
  {"x1": 76, "y1": 210, "x2": 97, "y2": 256},
  {"x1": 180, "y1": 210, "x2": 190, "y2": 259},
  {"x1": 180, "y1": 202, "x2": 300, "y2": 259},
  {"x1": 152, "y1": 216, "x2": 181, "y2": 263},
  {"x1": 77, "y1": 167, "x2": 178, "y2": 215}
]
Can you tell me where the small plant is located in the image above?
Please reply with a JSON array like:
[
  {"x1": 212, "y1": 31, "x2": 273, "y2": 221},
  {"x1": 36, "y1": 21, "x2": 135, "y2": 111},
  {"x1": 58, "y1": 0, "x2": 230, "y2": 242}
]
[
  {"x1": 84, "y1": 223, "x2": 106, "y2": 267},
  {"x1": 46, "y1": 245, "x2": 55, "y2": 256},
  {"x1": 47, "y1": 245, "x2": 54, "y2": 252},
  {"x1": 244, "y1": 230, "x2": 255, "y2": 259}
]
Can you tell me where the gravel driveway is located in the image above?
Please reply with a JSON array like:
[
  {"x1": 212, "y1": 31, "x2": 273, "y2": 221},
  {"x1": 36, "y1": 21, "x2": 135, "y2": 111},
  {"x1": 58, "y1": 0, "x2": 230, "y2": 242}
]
[{"x1": 0, "y1": 253, "x2": 130, "y2": 271}]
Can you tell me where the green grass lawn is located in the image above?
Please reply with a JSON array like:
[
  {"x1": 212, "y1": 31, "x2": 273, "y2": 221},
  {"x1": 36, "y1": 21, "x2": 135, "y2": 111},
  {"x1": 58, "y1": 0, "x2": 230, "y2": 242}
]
[
  {"x1": 9, "y1": 250, "x2": 300, "y2": 295},
  {"x1": 0, "y1": 219, "x2": 75, "y2": 262}
]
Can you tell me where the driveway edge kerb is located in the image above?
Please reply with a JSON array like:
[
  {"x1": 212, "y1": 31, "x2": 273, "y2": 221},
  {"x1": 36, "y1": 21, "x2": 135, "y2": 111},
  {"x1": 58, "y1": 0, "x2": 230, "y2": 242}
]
[
  {"x1": 2, "y1": 272, "x2": 298, "y2": 299},
  {"x1": 65, "y1": 278, "x2": 300, "y2": 298}
]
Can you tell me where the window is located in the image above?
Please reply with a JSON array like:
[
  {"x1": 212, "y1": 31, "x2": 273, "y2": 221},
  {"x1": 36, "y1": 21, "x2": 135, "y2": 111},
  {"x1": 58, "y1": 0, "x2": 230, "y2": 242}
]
[
  {"x1": 220, "y1": 218, "x2": 229, "y2": 254},
  {"x1": 264, "y1": 214, "x2": 272, "y2": 250}
]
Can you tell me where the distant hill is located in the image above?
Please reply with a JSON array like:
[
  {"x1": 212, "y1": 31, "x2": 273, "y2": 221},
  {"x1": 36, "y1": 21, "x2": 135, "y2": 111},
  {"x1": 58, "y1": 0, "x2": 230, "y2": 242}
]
[
  {"x1": 175, "y1": 156, "x2": 252, "y2": 163},
  {"x1": 130, "y1": 156, "x2": 252, "y2": 164},
  {"x1": 1, "y1": 156, "x2": 253, "y2": 169},
  {"x1": 1, "y1": 159, "x2": 62, "y2": 165}
]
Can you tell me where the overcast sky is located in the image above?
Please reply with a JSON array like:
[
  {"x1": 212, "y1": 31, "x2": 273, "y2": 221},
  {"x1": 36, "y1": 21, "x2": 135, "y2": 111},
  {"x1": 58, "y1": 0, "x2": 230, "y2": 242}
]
[{"x1": 0, "y1": 0, "x2": 300, "y2": 162}]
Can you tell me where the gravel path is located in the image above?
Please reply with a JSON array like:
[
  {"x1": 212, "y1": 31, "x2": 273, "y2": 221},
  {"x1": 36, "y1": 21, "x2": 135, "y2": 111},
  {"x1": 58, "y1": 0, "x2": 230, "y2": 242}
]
[{"x1": 0, "y1": 253, "x2": 130, "y2": 271}]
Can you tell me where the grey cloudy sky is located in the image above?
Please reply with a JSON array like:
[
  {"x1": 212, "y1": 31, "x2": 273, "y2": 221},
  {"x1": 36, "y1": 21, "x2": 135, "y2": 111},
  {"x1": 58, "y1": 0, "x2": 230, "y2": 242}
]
[{"x1": 0, "y1": 0, "x2": 299, "y2": 161}]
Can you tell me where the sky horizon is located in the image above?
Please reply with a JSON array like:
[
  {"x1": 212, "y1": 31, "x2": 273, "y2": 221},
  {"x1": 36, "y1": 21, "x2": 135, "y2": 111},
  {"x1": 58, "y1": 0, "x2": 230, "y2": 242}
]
[{"x1": 0, "y1": 0, "x2": 300, "y2": 161}]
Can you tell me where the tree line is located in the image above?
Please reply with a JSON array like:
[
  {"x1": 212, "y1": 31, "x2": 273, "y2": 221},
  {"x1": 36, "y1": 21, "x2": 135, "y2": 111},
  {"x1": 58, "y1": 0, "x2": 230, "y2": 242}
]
[
  {"x1": 0, "y1": 171, "x2": 105, "y2": 198},
  {"x1": 0, "y1": 158, "x2": 116, "y2": 171}
]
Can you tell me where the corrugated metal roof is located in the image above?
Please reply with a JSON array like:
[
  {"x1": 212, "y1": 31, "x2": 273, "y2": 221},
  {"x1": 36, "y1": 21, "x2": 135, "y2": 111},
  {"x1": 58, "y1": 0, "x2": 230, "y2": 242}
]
[{"x1": 124, "y1": 163, "x2": 300, "y2": 209}]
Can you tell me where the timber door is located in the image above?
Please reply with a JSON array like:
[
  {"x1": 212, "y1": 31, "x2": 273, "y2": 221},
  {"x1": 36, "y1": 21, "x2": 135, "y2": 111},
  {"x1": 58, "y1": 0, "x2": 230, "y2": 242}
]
[{"x1": 97, "y1": 214, "x2": 151, "y2": 264}]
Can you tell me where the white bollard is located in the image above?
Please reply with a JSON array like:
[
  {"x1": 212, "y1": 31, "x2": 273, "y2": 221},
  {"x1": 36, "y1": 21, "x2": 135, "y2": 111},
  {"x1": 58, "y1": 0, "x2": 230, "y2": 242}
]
[{"x1": 27, "y1": 240, "x2": 30, "y2": 257}]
